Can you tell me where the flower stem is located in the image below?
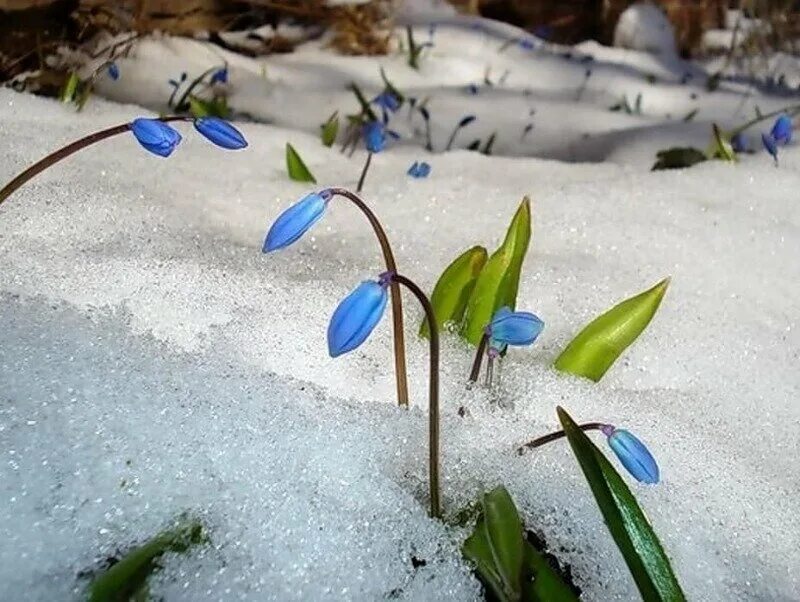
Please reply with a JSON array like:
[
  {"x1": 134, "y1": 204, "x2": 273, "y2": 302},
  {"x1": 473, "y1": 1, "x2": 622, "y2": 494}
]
[
  {"x1": 328, "y1": 188, "x2": 410, "y2": 409},
  {"x1": 0, "y1": 115, "x2": 190, "y2": 207},
  {"x1": 392, "y1": 273, "x2": 440, "y2": 519},
  {"x1": 445, "y1": 125, "x2": 461, "y2": 152},
  {"x1": 467, "y1": 332, "x2": 488, "y2": 385},
  {"x1": 728, "y1": 102, "x2": 800, "y2": 138},
  {"x1": 356, "y1": 152, "x2": 372, "y2": 193},
  {"x1": 516, "y1": 422, "x2": 607, "y2": 455}
]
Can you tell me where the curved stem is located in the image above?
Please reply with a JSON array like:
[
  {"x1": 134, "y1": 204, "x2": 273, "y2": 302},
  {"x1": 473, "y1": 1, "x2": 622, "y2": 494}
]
[
  {"x1": 467, "y1": 332, "x2": 488, "y2": 384},
  {"x1": 728, "y1": 102, "x2": 800, "y2": 138},
  {"x1": 356, "y1": 152, "x2": 372, "y2": 193},
  {"x1": 328, "y1": 188, "x2": 409, "y2": 409},
  {"x1": 516, "y1": 422, "x2": 607, "y2": 455},
  {"x1": 0, "y1": 115, "x2": 190, "y2": 207},
  {"x1": 392, "y1": 273, "x2": 440, "y2": 519}
]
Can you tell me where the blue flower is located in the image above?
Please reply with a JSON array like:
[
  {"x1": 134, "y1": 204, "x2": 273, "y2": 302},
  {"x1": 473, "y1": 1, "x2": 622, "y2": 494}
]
[
  {"x1": 731, "y1": 132, "x2": 747, "y2": 153},
  {"x1": 263, "y1": 191, "x2": 329, "y2": 252},
  {"x1": 363, "y1": 121, "x2": 387, "y2": 153},
  {"x1": 407, "y1": 161, "x2": 431, "y2": 178},
  {"x1": 771, "y1": 114, "x2": 792, "y2": 145},
  {"x1": 486, "y1": 306, "x2": 544, "y2": 346},
  {"x1": 762, "y1": 132, "x2": 779, "y2": 163},
  {"x1": 130, "y1": 118, "x2": 182, "y2": 157},
  {"x1": 193, "y1": 117, "x2": 247, "y2": 150},
  {"x1": 372, "y1": 91, "x2": 400, "y2": 113},
  {"x1": 603, "y1": 426, "x2": 660, "y2": 484},
  {"x1": 210, "y1": 67, "x2": 228, "y2": 85},
  {"x1": 107, "y1": 63, "x2": 120, "y2": 81},
  {"x1": 328, "y1": 279, "x2": 389, "y2": 357}
]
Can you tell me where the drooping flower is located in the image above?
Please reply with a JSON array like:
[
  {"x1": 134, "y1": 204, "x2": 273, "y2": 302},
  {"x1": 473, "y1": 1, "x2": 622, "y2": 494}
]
[
  {"x1": 130, "y1": 118, "x2": 182, "y2": 158},
  {"x1": 486, "y1": 306, "x2": 544, "y2": 347},
  {"x1": 770, "y1": 114, "x2": 792, "y2": 145},
  {"x1": 263, "y1": 191, "x2": 330, "y2": 252},
  {"x1": 372, "y1": 91, "x2": 400, "y2": 115},
  {"x1": 107, "y1": 63, "x2": 120, "y2": 81},
  {"x1": 210, "y1": 67, "x2": 228, "y2": 85},
  {"x1": 363, "y1": 121, "x2": 387, "y2": 153},
  {"x1": 407, "y1": 161, "x2": 431, "y2": 179},
  {"x1": 730, "y1": 132, "x2": 748, "y2": 153},
  {"x1": 328, "y1": 278, "x2": 390, "y2": 357},
  {"x1": 762, "y1": 132, "x2": 779, "y2": 164},
  {"x1": 601, "y1": 425, "x2": 660, "y2": 484},
  {"x1": 193, "y1": 117, "x2": 247, "y2": 150}
]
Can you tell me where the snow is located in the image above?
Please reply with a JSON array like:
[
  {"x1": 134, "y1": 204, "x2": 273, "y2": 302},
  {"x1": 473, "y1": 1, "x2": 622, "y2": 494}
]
[
  {"x1": 613, "y1": 2, "x2": 677, "y2": 57},
  {"x1": 2, "y1": 12, "x2": 800, "y2": 602}
]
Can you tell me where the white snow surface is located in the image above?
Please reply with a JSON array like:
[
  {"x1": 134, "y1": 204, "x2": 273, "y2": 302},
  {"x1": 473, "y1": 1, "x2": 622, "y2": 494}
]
[
  {"x1": 2, "y1": 17, "x2": 800, "y2": 602},
  {"x1": 613, "y1": 2, "x2": 677, "y2": 57}
]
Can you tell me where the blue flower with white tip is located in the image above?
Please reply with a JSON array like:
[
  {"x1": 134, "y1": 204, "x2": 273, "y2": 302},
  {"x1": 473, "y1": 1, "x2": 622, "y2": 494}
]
[
  {"x1": 328, "y1": 275, "x2": 390, "y2": 357},
  {"x1": 407, "y1": 161, "x2": 431, "y2": 179},
  {"x1": 193, "y1": 117, "x2": 247, "y2": 150},
  {"x1": 130, "y1": 118, "x2": 182, "y2": 157},
  {"x1": 263, "y1": 190, "x2": 331, "y2": 252},
  {"x1": 486, "y1": 306, "x2": 544, "y2": 347},
  {"x1": 601, "y1": 425, "x2": 660, "y2": 484}
]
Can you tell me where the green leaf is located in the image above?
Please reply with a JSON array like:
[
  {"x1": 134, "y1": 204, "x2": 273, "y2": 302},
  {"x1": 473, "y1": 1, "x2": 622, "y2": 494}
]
[
  {"x1": 286, "y1": 143, "x2": 317, "y2": 183},
  {"x1": 557, "y1": 407, "x2": 685, "y2": 602},
  {"x1": 522, "y1": 542, "x2": 580, "y2": 602},
  {"x1": 462, "y1": 198, "x2": 532, "y2": 345},
  {"x1": 463, "y1": 486, "x2": 524, "y2": 601},
  {"x1": 88, "y1": 517, "x2": 206, "y2": 602},
  {"x1": 60, "y1": 72, "x2": 80, "y2": 103},
  {"x1": 348, "y1": 82, "x2": 377, "y2": 122},
  {"x1": 651, "y1": 148, "x2": 706, "y2": 171},
  {"x1": 420, "y1": 245, "x2": 487, "y2": 339},
  {"x1": 554, "y1": 278, "x2": 669, "y2": 382},
  {"x1": 188, "y1": 95, "x2": 228, "y2": 118},
  {"x1": 708, "y1": 123, "x2": 736, "y2": 161},
  {"x1": 379, "y1": 67, "x2": 405, "y2": 104},
  {"x1": 320, "y1": 111, "x2": 339, "y2": 147}
]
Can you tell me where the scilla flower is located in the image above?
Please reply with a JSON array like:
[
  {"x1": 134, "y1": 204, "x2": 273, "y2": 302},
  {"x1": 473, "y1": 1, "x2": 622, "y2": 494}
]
[
  {"x1": 601, "y1": 424, "x2": 660, "y2": 484},
  {"x1": 210, "y1": 67, "x2": 228, "y2": 85},
  {"x1": 770, "y1": 114, "x2": 792, "y2": 145},
  {"x1": 407, "y1": 161, "x2": 431, "y2": 178},
  {"x1": 193, "y1": 117, "x2": 247, "y2": 150},
  {"x1": 328, "y1": 275, "x2": 391, "y2": 357},
  {"x1": 107, "y1": 63, "x2": 120, "y2": 81},
  {"x1": 486, "y1": 306, "x2": 544, "y2": 346},
  {"x1": 363, "y1": 121, "x2": 387, "y2": 153},
  {"x1": 762, "y1": 132, "x2": 779, "y2": 164},
  {"x1": 130, "y1": 118, "x2": 182, "y2": 157},
  {"x1": 263, "y1": 190, "x2": 331, "y2": 252}
]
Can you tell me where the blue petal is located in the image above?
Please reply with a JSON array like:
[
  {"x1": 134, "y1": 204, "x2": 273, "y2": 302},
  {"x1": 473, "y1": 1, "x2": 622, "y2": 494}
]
[
  {"x1": 417, "y1": 162, "x2": 431, "y2": 177},
  {"x1": 130, "y1": 118, "x2": 182, "y2": 158},
  {"x1": 607, "y1": 429, "x2": 660, "y2": 484},
  {"x1": 730, "y1": 132, "x2": 747, "y2": 153},
  {"x1": 771, "y1": 114, "x2": 792, "y2": 145},
  {"x1": 194, "y1": 117, "x2": 248, "y2": 150},
  {"x1": 210, "y1": 67, "x2": 228, "y2": 84},
  {"x1": 363, "y1": 121, "x2": 386, "y2": 153},
  {"x1": 489, "y1": 308, "x2": 544, "y2": 346},
  {"x1": 328, "y1": 281, "x2": 388, "y2": 357},
  {"x1": 407, "y1": 161, "x2": 419, "y2": 176},
  {"x1": 263, "y1": 192, "x2": 327, "y2": 252},
  {"x1": 762, "y1": 132, "x2": 778, "y2": 159}
]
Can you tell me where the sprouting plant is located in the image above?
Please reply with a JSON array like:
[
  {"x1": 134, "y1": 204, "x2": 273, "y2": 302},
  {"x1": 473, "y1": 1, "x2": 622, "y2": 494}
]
[
  {"x1": 262, "y1": 188, "x2": 410, "y2": 408},
  {"x1": 405, "y1": 26, "x2": 433, "y2": 70},
  {"x1": 445, "y1": 115, "x2": 477, "y2": 151},
  {"x1": 0, "y1": 115, "x2": 247, "y2": 207},
  {"x1": 167, "y1": 65, "x2": 230, "y2": 118}
]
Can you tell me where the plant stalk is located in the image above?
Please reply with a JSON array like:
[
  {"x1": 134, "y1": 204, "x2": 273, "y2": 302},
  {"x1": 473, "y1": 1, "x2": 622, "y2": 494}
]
[
  {"x1": 516, "y1": 422, "x2": 607, "y2": 455},
  {"x1": 392, "y1": 273, "x2": 440, "y2": 519},
  {"x1": 328, "y1": 188, "x2": 410, "y2": 409},
  {"x1": 356, "y1": 152, "x2": 373, "y2": 193},
  {"x1": 0, "y1": 115, "x2": 190, "y2": 207},
  {"x1": 467, "y1": 332, "x2": 488, "y2": 384}
]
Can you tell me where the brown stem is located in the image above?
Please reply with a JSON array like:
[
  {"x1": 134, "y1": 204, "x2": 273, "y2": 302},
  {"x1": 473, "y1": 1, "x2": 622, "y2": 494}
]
[
  {"x1": 392, "y1": 273, "x2": 440, "y2": 519},
  {"x1": 468, "y1": 332, "x2": 488, "y2": 384},
  {"x1": 0, "y1": 115, "x2": 190, "y2": 207},
  {"x1": 356, "y1": 152, "x2": 372, "y2": 193},
  {"x1": 516, "y1": 422, "x2": 607, "y2": 455},
  {"x1": 328, "y1": 188, "x2": 409, "y2": 409}
]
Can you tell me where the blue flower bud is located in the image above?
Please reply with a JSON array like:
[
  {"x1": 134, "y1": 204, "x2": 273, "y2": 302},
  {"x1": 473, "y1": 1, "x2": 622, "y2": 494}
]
[
  {"x1": 328, "y1": 279, "x2": 389, "y2": 357},
  {"x1": 486, "y1": 306, "x2": 544, "y2": 346},
  {"x1": 604, "y1": 426, "x2": 659, "y2": 484},
  {"x1": 770, "y1": 114, "x2": 792, "y2": 145},
  {"x1": 107, "y1": 62, "x2": 120, "y2": 81},
  {"x1": 730, "y1": 132, "x2": 747, "y2": 153},
  {"x1": 263, "y1": 191, "x2": 329, "y2": 253},
  {"x1": 193, "y1": 117, "x2": 247, "y2": 150},
  {"x1": 210, "y1": 67, "x2": 228, "y2": 85},
  {"x1": 762, "y1": 132, "x2": 778, "y2": 162},
  {"x1": 372, "y1": 91, "x2": 400, "y2": 113},
  {"x1": 130, "y1": 118, "x2": 182, "y2": 158},
  {"x1": 363, "y1": 121, "x2": 387, "y2": 153}
]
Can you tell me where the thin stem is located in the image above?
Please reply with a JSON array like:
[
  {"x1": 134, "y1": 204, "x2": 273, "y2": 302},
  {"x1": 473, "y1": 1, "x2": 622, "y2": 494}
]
[
  {"x1": 356, "y1": 152, "x2": 372, "y2": 193},
  {"x1": 424, "y1": 118, "x2": 433, "y2": 152},
  {"x1": 328, "y1": 188, "x2": 410, "y2": 409},
  {"x1": 0, "y1": 116, "x2": 191, "y2": 207},
  {"x1": 516, "y1": 422, "x2": 607, "y2": 455},
  {"x1": 728, "y1": 102, "x2": 800, "y2": 138},
  {"x1": 467, "y1": 332, "x2": 488, "y2": 384},
  {"x1": 445, "y1": 126, "x2": 460, "y2": 152},
  {"x1": 392, "y1": 273, "x2": 440, "y2": 519}
]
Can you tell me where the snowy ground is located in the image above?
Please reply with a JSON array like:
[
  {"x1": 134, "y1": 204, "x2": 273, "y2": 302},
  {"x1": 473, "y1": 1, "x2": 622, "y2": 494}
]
[{"x1": 2, "y1": 13, "x2": 800, "y2": 602}]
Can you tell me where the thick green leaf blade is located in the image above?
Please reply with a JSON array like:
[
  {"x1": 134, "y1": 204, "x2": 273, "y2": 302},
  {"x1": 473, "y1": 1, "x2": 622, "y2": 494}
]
[
  {"x1": 522, "y1": 542, "x2": 580, "y2": 602},
  {"x1": 60, "y1": 72, "x2": 80, "y2": 103},
  {"x1": 463, "y1": 486, "x2": 524, "y2": 601},
  {"x1": 88, "y1": 518, "x2": 206, "y2": 602},
  {"x1": 320, "y1": 111, "x2": 339, "y2": 147},
  {"x1": 420, "y1": 245, "x2": 487, "y2": 338},
  {"x1": 557, "y1": 407, "x2": 685, "y2": 602},
  {"x1": 554, "y1": 278, "x2": 669, "y2": 382},
  {"x1": 286, "y1": 143, "x2": 317, "y2": 183},
  {"x1": 708, "y1": 123, "x2": 736, "y2": 161},
  {"x1": 462, "y1": 198, "x2": 532, "y2": 345}
]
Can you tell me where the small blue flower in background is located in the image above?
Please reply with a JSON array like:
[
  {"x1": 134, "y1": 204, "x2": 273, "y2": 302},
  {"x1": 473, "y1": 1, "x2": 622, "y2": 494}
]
[
  {"x1": 193, "y1": 117, "x2": 247, "y2": 150},
  {"x1": 372, "y1": 91, "x2": 401, "y2": 123},
  {"x1": 770, "y1": 114, "x2": 792, "y2": 145},
  {"x1": 486, "y1": 306, "x2": 544, "y2": 347},
  {"x1": 731, "y1": 132, "x2": 748, "y2": 153},
  {"x1": 762, "y1": 132, "x2": 779, "y2": 164},
  {"x1": 601, "y1": 425, "x2": 660, "y2": 484},
  {"x1": 328, "y1": 277, "x2": 390, "y2": 357},
  {"x1": 130, "y1": 118, "x2": 182, "y2": 157},
  {"x1": 210, "y1": 67, "x2": 228, "y2": 85},
  {"x1": 263, "y1": 191, "x2": 331, "y2": 253},
  {"x1": 407, "y1": 161, "x2": 431, "y2": 179},
  {"x1": 107, "y1": 62, "x2": 120, "y2": 81},
  {"x1": 363, "y1": 121, "x2": 386, "y2": 153}
]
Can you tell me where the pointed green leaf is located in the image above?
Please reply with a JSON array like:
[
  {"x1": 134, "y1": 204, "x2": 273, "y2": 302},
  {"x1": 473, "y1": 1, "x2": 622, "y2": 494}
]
[
  {"x1": 88, "y1": 517, "x2": 206, "y2": 602},
  {"x1": 189, "y1": 95, "x2": 228, "y2": 118},
  {"x1": 557, "y1": 407, "x2": 685, "y2": 602},
  {"x1": 60, "y1": 72, "x2": 80, "y2": 103},
  {"x1": 286, "y1": 143, "x2": 317, "y2": 183},
  {"x1": 462, "y1": 198, "x2": 532, "y2": 345},
  {"x1": 463, "y1": 486, "x2": 524, "y2": 601},
  {"x1": 522, "y1": 542, "x2": 580, "y2": 602},
  {"x1": 554, "y1": 278, "x2": 669, "y2": 382},
  {"x1": 420, "y1": 245, "x2": 487, "y2": 338},
  {"x1": 708, "y1": 123, "x2": 736, "y2": 161},
  {"x1": 320, "y1": 111, "x2": 340, "y2": 147}
]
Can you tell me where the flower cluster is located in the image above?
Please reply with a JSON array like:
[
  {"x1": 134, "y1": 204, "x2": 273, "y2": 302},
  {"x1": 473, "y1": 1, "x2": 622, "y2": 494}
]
[{"x1": 129, "y1": 116, "x2": 247, "y2": 158}]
